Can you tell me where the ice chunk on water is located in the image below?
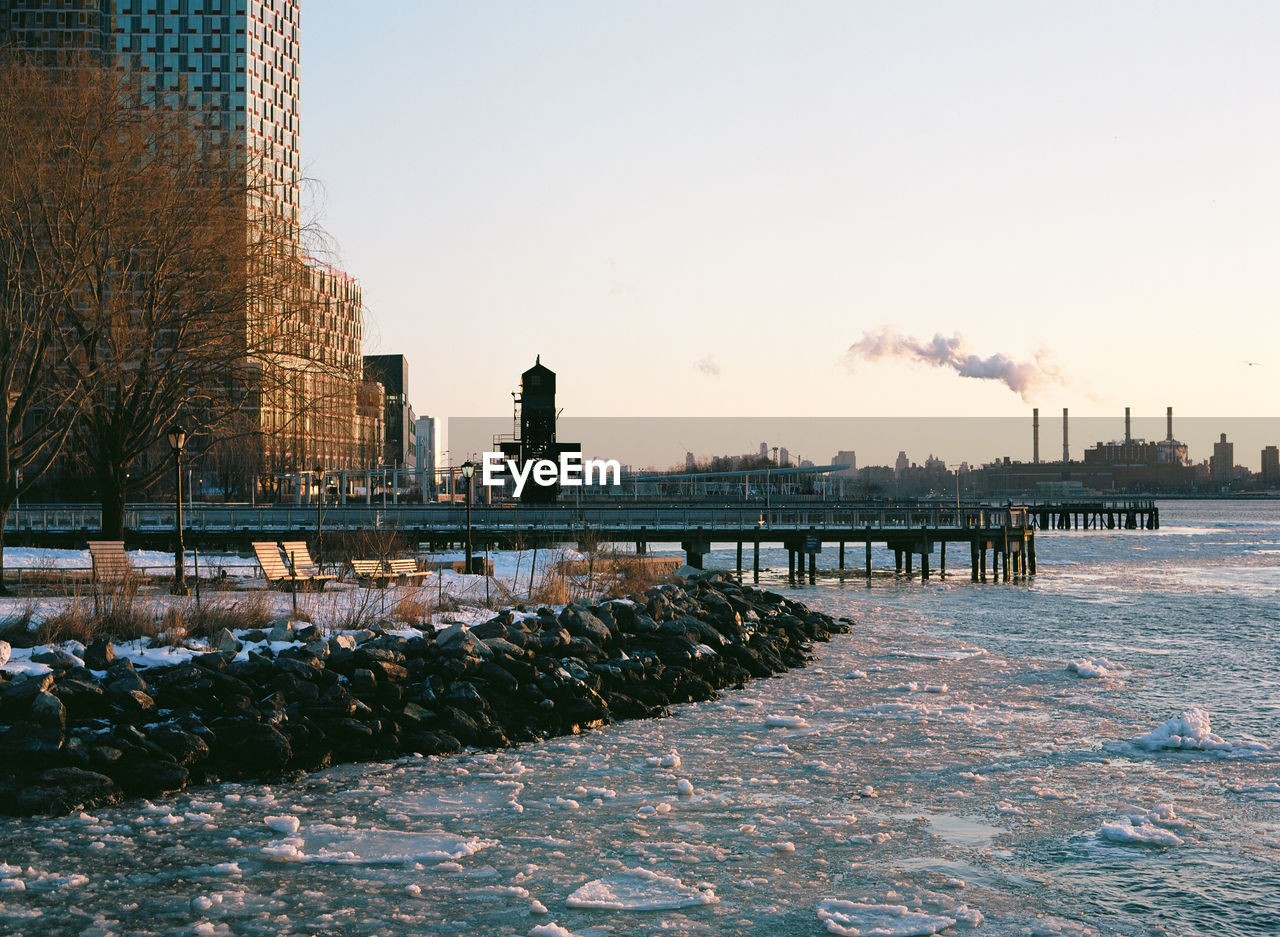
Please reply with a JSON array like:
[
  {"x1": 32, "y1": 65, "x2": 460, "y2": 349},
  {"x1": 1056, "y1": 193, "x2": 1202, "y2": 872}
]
[
  {"x1": 264, "y1": 815, "x2": 300, "y2": 835},
  {"x1": 566, "y1": 867, "x2": 718, "y2": 910},
  {"x1": 1131, "y1": 709, "x2": 1269, "y2": 753},
  {"x1": 816, "y1": 900, "x2": 956, "y2": 936},
  {"x1": 1067, "y1": 657, "x2": 1125, "y2": 678},
  {"x1": 764, "y1": 714, "x2": 809, "y2": 729},
  {"x1": 264, "y1": 825, "x2": 497, "y2": 864},
  {"x1": 893, "y1": 648, "x2": 986, "y2": 662},
  {"x1": 1098, "y1": 818, "x2": 1184, "y2": 847},
  {"x1": 529, "y1": 924, "x2": 584, "y2": 937}
]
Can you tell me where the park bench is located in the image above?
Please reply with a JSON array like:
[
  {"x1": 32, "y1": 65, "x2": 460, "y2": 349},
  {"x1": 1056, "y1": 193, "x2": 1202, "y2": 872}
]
[
  {"x1": 280, "y1": 541, "x2": 335, "y2": 590},
  {"x1": 349, "y1": 558, "x2": 394, "y2": 588},
  {"x1": 252, "y1": 541, "x2": 332, "y2": 591},
  {"x1": 385, "y1": 556, "x2": 430, "y2": 586},
  {"x1": 87, "y1": 540, "x2": 135, "y2": 587}
]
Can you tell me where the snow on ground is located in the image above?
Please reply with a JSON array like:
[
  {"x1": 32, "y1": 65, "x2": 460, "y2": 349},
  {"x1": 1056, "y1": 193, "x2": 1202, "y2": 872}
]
[{"x1": 0, "y1": 544, "x2": 673, "y2": 674}]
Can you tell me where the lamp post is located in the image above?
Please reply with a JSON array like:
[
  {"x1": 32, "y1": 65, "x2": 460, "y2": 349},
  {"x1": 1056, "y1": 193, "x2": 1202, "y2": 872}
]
[
  {"x1": 314, "y1": 464, "x2": 323, "y2": 565},
  {"x1": 167, "y1": 424, "x2": 188, "y2": 595},
  {"x1": 461, "y1": 460, "x2": 475, "y2": 574}
]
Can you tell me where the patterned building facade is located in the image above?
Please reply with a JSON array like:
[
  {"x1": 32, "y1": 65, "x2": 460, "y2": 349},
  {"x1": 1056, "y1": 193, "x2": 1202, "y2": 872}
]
[{"x1": 1, "y1": 0, "x2": 382, "y2": 489}]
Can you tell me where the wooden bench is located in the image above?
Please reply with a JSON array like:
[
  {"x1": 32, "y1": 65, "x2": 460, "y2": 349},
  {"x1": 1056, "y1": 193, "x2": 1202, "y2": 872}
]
[
  {"x1": 385, "y1": 557, "x2": 430, "y2": 585},
  {"x1": 88, "y1": 540, "x2": 135, "y2": 587},
  {"x1": 350, "y1": 558, "x2": 394, "y2": 588},
  {"x1": 280, "y1": 541, "x2": 335, "y2": 590},
  {"x1": 253, "y1": 541, "x2": 333, "y2": 592}
]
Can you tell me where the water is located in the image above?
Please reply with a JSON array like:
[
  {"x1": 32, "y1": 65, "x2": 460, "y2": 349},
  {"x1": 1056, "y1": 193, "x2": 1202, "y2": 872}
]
[{"x1": 1, "y1": 500, "x2": 1278, "y2": 936}]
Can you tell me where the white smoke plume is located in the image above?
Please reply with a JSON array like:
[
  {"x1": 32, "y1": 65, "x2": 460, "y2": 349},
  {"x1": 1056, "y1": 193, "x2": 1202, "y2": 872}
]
[
  {"x1": 694, "y1": 355, "x2": 721, "y2": 378},
  {"x1": 846, "y1": 327, "x2": 1066, "y2": 402}
]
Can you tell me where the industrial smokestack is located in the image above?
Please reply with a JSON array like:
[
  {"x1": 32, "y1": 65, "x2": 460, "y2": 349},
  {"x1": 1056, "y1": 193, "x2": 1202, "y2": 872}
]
[
  {"x1": 1167, "y1": 406, "x2": 1173, "y2": 442},
  {"x1": 1033, "y1": 408, "x2": 1040, "y2": 464},
  {"x1": 1062, "y1": 407, "x2": 1069, "y2": 462},
  {"x1": 1125, "y1": 407, "x2": 1131, "y2": 445}
]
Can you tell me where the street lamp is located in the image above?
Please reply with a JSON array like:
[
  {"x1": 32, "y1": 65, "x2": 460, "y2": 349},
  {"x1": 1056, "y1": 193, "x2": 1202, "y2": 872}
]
[
  {"x1": 167, "y1": 423, "x2": 188, "y2": 596},
  {"x1": 314, "y1": 464, "x2": 324, "y2": 565},
  {"x1": 461, "y1": 460, "x2": 475, "y2": 574}
]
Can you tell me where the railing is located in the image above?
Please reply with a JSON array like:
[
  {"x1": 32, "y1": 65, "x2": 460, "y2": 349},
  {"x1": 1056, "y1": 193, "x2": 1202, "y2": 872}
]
[{"x1": 4, "y1": 502, "x2": 1031, "y2": 533}]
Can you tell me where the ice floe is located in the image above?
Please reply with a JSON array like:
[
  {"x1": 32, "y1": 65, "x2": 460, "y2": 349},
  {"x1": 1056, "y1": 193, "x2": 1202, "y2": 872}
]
[
  {"x1": 1066, "y1": 657, "x2": 1126, "y2": 678},
  {"x1": 565, "y1": 867, "x2": 717, "y2": 910},
  {"x1": 261, "y1": 825, "x2": 497, "y2": 864},
  {"x1": 1130, "y1": 708, "x2": 1269, "y2": 754},
  {"x1": 816, "y1": 900, "x2": 956, "y2": 936},
  {"x1": 1097, "y1": 802, "x2": 1189, "y2": 847}
]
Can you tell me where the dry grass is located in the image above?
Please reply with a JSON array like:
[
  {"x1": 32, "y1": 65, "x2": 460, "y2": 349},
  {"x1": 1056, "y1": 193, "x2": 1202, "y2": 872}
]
[
  {"x1": 162, "y1": 592, "x2": 276, "y2": 640},
  {"x1": 0, "y1": 598, "x2": 39, "y2": 639},
  {"x1": 36, "y1": 582, "x2": 159, "y2": 644},
  {"x1": 391, "y1": 590, "x2": 433, "y2": 627}
]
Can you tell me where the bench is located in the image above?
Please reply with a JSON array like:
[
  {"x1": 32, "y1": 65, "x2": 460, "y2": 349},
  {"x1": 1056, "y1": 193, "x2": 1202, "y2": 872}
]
[
  {"x1": 88, "y1": 540, "x2": 135, "y2": 586},
  {"x1": 349, "y1": 558, "x2": 394, "y2": 588},
  {"x1": 253, "y1": 541, "x2": 333, "y2": 592},
  {"x1": 280, "y1": 541, "x2": 335, "y2": 590},
  {"x1": 385, "y1": 557, "x2": 430, "y2": 585}
]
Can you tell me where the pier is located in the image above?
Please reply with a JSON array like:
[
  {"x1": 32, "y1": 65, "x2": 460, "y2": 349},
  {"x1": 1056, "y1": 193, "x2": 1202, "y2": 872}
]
[{"x1": 2, "y1": 500, "x2": 1059, "y2": 586}]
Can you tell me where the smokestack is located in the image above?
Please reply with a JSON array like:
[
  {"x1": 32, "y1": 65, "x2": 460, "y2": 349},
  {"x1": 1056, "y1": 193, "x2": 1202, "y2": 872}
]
[
  {"x1": 1125, "y1": 407, "x2": 1131, "y2": 445},
  {"x1": 1062, "y1": 407, "x2": 1069, "y2": 462},
  {"x1": 1033, "y1": 408, "x2": 1040, "y2": 464},
  {"x1": 1167, "y1": 406, "x2": 1173, "y2": 442}
]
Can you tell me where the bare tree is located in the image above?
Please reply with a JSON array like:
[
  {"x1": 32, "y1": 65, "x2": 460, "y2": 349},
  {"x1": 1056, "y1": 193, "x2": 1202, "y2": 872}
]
[{"x1": 0, "y1": 52, "x2": 96, "y2": 592}]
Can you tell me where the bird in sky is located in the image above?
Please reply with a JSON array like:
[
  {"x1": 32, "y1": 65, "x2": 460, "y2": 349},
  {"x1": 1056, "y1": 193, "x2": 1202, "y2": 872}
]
[{"x1": 1243, "y1": 360, "x2": 1264, "y2": 367}]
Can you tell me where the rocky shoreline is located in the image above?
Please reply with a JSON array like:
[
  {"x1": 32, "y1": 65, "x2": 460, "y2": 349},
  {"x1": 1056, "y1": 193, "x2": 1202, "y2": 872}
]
[{"x1": 0, "y1": 574, "x2": 849, "y2": 816}]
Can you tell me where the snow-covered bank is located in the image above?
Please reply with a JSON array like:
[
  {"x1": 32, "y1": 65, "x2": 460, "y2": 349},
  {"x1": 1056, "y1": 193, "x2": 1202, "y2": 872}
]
[{"x1": 0, "y1": 574, "x2": 847, "y2": 816}]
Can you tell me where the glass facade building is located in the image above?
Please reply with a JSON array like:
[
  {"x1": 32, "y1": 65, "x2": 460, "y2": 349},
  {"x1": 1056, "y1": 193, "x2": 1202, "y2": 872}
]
[{"x1": 2, "y1": 0, "x2": 382, "y2": 492}]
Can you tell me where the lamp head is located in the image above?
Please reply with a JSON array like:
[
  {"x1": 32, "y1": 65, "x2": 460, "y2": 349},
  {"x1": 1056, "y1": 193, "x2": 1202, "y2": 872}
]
[
  {"x1": 167, "y1": 423, "x2": 186, "y2": 452},
  {"x1": 460, "y1": 460, "x2": 475, "y2": 479}
]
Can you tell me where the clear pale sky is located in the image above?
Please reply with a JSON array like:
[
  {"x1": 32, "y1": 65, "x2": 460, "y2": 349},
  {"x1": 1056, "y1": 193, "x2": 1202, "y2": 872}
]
[{"x1": 301, "y1": 1, "x2": 1278, "y2": 421}]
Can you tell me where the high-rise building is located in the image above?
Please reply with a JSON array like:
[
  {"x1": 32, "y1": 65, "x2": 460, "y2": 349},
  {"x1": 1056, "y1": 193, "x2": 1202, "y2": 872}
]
[
  {"x1": 1262, "y1": 446, "x2": 1279, "y2": 483},
  {"x1": 414, "y1": 415, "x2": 440, "y2": 498},
  {"x1": 1211, "y1": 433, "x2": 1235, "y2": 483},
  {"x1": 363, "y1": 355, "x2": 416, "y2": 470},
  {"x1": 2, "y1": 0, "x2": 382, "y2": 493}
]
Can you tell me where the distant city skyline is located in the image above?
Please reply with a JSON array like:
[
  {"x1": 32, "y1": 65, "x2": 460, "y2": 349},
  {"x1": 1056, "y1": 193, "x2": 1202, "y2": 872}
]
[{"x1": 303, "y1": 1, "x2": 1279, "y2": 420}]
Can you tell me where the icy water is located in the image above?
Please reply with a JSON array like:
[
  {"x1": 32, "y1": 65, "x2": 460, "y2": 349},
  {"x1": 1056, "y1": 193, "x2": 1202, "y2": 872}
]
[{"x1": 1, "y1": 500, "x2": 1278, "y2": 937}]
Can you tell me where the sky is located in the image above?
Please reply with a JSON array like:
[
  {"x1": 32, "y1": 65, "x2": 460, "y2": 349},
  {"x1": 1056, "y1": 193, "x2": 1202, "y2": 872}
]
[{"x1": 300, "y1": 1, "x2": 1278, "y2": 424}]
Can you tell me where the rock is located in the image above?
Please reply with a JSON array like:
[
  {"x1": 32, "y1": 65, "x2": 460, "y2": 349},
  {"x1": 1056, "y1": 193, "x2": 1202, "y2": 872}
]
[
  {"x1": 108, "y1": 688, "x2": 157, "y2": 718},
  {"x1": 561, "y1": 607, "x2": 613, "y2": 646},
  {"x1": 29, "y1": 691, "x2": 66, "y2": 733},
  {"x1": 210, "y1": 722, "x2": 292, "y2": 772},
  {"x1": 268, "y1": 621, "x2": 295, "y2": 643},
  {"x1": 83, "y1": 636, "x2": 115, "y2": 670},
  {"x1": 148, "y1": 725, "x2": 210, "y2": 766},
  {"x1": 31, "y1": 648, "x2": 81, "y2": 670},
  {"x1": 210, "y1": 628, "x2": 240, "y2": 654},
  {"x1": 16, "y1": 768, "x2": 124, "y2": 815},
  {"x1": 51, "y1": 677, "x2": 106, "y2": 716},
  {"x1": 329, "y1": 633, "x2": 357, "y2": 652},
  {"x1": 0, "y1": 640, "x2": 9, "y2": 669},
  {"x1": 0, "y1": 672, "x2": 54, "y2": 705}
]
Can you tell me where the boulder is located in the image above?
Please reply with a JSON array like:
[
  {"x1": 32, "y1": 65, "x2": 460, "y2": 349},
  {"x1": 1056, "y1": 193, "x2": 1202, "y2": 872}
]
[
  {"x1": 83, "y1": 636, "x2": 115, "y2": 670},
  {"x1": 16, "y1": 768, "x2": 123, "y2": 815}
]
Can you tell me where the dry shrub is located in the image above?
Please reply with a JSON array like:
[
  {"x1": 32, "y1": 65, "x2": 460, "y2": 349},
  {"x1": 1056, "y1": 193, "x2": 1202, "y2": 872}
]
[
  {"x1": 391, "y1": 590, "x2": 432, "y2": 627},
  {"x1": 603, "y1": 553, "x2": 667, "y2": 598},
  {"x1": 0, "y1": 599, "x2": 38, "y2": 639},
  {"x1": 37, "y1": 582, "x2": 159, "y2": 644},
  {"x1": 172, "y1": 592, "x2": 275, "y2": 639},
  {"x1": 333, "y1": 528, "x2": 413, "y2": 566}
]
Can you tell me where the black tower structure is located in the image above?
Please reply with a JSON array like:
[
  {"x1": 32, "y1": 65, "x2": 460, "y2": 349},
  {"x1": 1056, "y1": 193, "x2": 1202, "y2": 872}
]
[{"x1": 499, "y1": 357, "x2": 579, "y2": 503}]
